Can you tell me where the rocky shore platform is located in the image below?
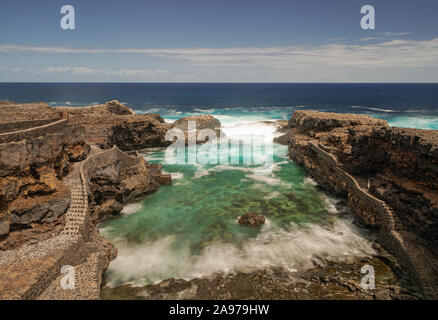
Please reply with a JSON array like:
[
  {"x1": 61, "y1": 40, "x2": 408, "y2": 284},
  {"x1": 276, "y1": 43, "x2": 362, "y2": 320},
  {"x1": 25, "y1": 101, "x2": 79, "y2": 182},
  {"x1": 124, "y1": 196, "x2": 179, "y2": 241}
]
[{"x1": 101, "y1": 250, "x2": 421, "y2": 300}]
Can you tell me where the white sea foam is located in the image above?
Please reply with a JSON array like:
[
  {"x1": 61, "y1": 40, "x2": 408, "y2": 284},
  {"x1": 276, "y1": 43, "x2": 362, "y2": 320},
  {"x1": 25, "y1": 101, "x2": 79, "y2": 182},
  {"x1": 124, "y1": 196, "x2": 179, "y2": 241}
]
[
  {"x1": 245, "y1": 174, "x2": 283, "y2": 186},
  {"x1": 272, "y1": 160, "x2": 289, "y2": 171},
  {"x1": 388, "y1": 116, "x2": 438, "y2": 130},
  {"x1": 193, "y1": 108, "x2": 216, "y2": 113},
  {"x1": 99, "y1": 226, "x2": 114, "y2": 233},
  {"x1": 105, "y1": 218, "x2": 375, "y2": 286},
  {"x1": 303, "y1": 177, "x2": 318, "y2": 187},
  {"x1": 144, "y1": 108, "x2": 161, "y2": 113},
  {"x1": 163, "y1": 118, "x2": 176, "y2": 124},
  {"x1": 168, "y1": 172, "x2": 184, "y2": 180},
  {"x1": 320, "y1": 194, "x2": 340, "y2": 215},
  {"x1": 194, "y1": 168, "x2": 210, "y2": 179},
  {"x1": 368, "y1": 107, "x2": 396, "y2": 113},
  {"x1": 121, "y1": 203, "x2": 143, "y2": 216},
  {"x1": 263, "y1": 191, "x2": 280, "y2": 200},
  {"x1": 221, "y1": 120, "x2": 279, "y2": 141}
]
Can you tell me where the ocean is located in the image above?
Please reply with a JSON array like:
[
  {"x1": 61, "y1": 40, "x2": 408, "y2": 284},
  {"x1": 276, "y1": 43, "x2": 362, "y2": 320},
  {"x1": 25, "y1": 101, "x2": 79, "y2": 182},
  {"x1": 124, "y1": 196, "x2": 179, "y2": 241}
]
[
  {"x1": 1, "y1": 83, "x2": 438, "y2": 129},
  {"x1": 1, "y1": 83, "x2": 437, "y2": 287}
]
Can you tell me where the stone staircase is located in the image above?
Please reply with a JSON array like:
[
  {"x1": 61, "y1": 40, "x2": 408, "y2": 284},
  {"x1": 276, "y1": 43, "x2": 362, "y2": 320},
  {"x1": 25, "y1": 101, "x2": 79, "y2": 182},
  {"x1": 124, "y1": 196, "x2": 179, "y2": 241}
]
[
  {"x1": 310, "y1": 141, "x2": 438, "y2": 299},
  {"x1": 61, "y1": 179, "x2": 89, "y2": 239},
  {"x1": 0, "y1": 144, "x2": 165, "y2": 300},
  {"x1": 0, "y1": 146, "x2": 113, "y2": 299}
]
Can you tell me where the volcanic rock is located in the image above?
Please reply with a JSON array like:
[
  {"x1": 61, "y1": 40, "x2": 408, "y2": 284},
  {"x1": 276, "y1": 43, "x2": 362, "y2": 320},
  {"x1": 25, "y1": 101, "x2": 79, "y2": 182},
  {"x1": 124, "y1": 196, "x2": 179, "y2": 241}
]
[
  {"x1": 171, "y1": 115, "x2": 223, "y2": 144},
  {"x1": 56, "y1": 100, "x2": 171, "y2": 150},
  {"x1": 285, "y1": 110, "x2": 438, "y2": 298},
  {"x1": 238, "y1": 212, "x2": 265, "y2": 226}
]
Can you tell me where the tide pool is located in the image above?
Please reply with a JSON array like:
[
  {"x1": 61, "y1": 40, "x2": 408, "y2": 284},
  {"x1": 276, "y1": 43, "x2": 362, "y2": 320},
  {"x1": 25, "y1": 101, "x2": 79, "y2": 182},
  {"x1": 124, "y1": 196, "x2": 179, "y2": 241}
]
[{"x1": 100, "y1": 115, "x2": 376, "y2": 286}]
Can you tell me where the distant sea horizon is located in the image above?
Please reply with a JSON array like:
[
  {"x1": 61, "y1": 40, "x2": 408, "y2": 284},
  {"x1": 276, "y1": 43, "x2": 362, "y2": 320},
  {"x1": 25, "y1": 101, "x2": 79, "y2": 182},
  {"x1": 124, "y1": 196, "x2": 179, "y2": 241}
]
[{"x1": 1, "y1": 82, "x2": 438, "y2": 129}]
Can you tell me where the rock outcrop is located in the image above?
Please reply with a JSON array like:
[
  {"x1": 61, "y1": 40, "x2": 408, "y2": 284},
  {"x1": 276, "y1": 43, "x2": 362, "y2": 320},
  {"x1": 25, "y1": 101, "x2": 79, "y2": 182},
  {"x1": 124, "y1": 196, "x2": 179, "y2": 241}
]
[
  {"x1": 0, "y1": 101, "x2": 63, "y2": 122},
  {"x1": 101, "y1": 248, "x2": 421, "y2": 300},
  {"x1": 238, "y1": 212, "x2": 266, "y2": 227},
  {"x1": 170, "y1": 115, "x2": 223, "y2": 144},
  {"x1": 57, "y1": 100, "x2": 171, "y2": 150},
  {"x1": 0, "y1": 115, "x2": 89, "y2": 248},
  {"x1": 0, "y1": 101, "x2": 171, "y2": 299},
  {"x1": 286, "y1": 110, "x2": 438, "y2": 299},
  {"x1": 85, "y1": 148, "x2": 170, "y2": 222}
]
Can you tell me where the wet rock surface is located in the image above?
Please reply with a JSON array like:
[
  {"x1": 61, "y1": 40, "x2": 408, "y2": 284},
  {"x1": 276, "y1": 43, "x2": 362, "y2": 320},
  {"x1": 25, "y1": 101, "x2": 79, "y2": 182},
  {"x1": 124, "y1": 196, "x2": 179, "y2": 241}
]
[
  {"x1": 101, "y1": 248, "x2": 422, "y2": 300},
  {"x1": 238, "y1": 212, "x2": 266, "y2": 227}
]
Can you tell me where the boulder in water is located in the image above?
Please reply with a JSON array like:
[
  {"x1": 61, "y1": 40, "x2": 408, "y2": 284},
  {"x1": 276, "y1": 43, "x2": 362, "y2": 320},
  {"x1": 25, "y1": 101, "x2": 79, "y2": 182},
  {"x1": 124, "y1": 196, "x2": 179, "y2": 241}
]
[{"x1": 238, "y1": 212, "x2": 265, "y2": 227}]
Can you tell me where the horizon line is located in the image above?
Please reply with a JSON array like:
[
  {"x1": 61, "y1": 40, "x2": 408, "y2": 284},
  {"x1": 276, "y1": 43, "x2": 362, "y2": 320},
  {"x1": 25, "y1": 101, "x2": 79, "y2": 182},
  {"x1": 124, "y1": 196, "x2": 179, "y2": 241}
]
[{"x1": 1, "y1": 81, "x2": 438, "y2": 84}]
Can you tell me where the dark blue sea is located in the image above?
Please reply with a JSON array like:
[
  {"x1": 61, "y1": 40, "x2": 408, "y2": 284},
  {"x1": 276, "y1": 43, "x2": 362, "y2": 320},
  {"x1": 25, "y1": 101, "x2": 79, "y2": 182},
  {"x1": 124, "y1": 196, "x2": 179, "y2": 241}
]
[{"x1": 1, "y1": 83, "x2": 438, "y2": 129}]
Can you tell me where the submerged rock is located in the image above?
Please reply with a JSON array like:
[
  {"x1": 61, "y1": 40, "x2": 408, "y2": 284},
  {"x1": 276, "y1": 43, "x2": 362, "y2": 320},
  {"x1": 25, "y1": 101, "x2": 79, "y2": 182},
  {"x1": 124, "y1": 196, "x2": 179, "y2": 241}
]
[{"x1": 238, "y1": 212, "x2": 265, "y2": 227}]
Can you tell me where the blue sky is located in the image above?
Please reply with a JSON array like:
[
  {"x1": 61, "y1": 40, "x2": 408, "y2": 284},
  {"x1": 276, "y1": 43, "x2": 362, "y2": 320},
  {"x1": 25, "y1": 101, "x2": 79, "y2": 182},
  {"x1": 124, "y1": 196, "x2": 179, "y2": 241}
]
[{"x1": 1, "y1": 0, "x2": 438, "y2": 82}]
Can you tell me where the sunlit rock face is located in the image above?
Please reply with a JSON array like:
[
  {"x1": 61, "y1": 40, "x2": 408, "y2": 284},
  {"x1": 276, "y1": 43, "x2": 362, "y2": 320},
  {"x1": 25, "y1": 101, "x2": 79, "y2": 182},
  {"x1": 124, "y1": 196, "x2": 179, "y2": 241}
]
[
  {"x1": 170, "y1": 115, "x2": 223, "y2": 144},
  {"x1": 55, "y1": 100, "x2": 171, "y2": 150},
  {"x1": 0, "y1": 102, "x2": 89, "y2": 248}
]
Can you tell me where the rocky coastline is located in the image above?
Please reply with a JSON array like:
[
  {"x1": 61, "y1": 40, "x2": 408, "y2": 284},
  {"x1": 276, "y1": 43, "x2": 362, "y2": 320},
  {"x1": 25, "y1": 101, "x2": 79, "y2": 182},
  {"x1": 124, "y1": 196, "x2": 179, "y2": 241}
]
[
  {"x1": 283, "y1": 111, "x2": 438, "y2": 299},
  {"x1": 0, "y1": 101, "x2": 174, "y2": 299},
  {"x1": 0, "y1": 100, "x2": 225, "y2": 299},
  {"x1": 1, "y1": 101, "x2": 437, "y2": 300}
]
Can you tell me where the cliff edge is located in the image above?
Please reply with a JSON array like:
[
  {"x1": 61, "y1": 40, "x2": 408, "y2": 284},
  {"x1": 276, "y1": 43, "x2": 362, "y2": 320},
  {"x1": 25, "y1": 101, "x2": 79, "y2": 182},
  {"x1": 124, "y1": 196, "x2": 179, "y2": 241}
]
[
  {"x1": 286, "y1": 110, "x2": 438, "y2": 299},
  {"x1": 0, "y1": 101, "x2": 171, "y2": 299}
]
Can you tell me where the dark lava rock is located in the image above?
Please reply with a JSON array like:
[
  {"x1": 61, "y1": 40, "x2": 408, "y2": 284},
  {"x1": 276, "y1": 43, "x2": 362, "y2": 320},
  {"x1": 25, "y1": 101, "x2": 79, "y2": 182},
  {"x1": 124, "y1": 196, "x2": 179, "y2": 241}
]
[
  {"x1": 238, "y1": 212, "x2": 265, "y2": 227},
  {"x1": 100, "y1": 253, "x2": 422, "y2": 300}
]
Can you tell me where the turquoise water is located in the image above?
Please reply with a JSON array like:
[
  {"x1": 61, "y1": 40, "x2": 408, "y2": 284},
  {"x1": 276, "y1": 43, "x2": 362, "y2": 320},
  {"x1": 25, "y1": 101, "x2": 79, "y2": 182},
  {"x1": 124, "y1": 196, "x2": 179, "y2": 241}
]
[{"x1": 100, "y1": 111, "x2": 379, "y2": 286}]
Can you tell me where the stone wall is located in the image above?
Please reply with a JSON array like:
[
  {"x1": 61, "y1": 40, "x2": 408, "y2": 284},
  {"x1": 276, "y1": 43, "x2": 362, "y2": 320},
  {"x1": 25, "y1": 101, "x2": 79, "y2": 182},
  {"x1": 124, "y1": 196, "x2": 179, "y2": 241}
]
[
  {"x1": 309, "y1": 142, "x2": 395, "y2": 229},
  {"x1": 21, "y1": 236, "x2": 82, "y2": 300},
  {"x1": 0, "y1": 118, "x2": 59, "y2": 134},
  {"x1": 289, "y1": 134, "x2": 438, "y2": 298},
  {"x1": 24, "y1": 146, "x2": 141, "y2": 299},
  {"x1": 0, "y1": 145, "x2": 143, "y2": 299},
  {"x1": 0, "y1": 118, "x2": 68, "y2": 144}
]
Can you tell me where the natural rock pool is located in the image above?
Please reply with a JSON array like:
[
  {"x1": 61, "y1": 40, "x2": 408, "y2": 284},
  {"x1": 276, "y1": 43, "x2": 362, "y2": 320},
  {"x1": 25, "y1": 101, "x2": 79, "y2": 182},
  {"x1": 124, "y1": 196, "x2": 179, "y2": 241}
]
[{"x1": 99, "y1": 115, "x2": 383, "y2": 289}]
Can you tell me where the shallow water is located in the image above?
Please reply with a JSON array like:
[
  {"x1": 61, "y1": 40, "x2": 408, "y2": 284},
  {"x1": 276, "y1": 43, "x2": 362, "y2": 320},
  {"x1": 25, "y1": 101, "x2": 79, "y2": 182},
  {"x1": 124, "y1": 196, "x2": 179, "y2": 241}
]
[
  {"x1": 100, "y1": 115, "x2": 377, "y2": 287},
  {"x1": 99, "y1": 102, "x2": 437, "y2": 287}
]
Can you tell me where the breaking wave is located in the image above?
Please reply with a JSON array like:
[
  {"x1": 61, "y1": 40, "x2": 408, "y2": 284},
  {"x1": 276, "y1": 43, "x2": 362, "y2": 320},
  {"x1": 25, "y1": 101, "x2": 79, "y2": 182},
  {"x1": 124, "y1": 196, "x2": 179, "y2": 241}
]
[{"x1": 105, "y1": 218, "x2": 375, "y2": 286}]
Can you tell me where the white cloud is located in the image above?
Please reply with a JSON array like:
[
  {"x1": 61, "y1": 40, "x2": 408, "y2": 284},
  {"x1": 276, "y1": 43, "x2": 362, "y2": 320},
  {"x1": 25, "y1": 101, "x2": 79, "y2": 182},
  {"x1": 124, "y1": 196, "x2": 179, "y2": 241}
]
[
  {"x1": 327, "y1": 37, "x2": 349, "y2": 42},
  {"x1": 1, "y1": 37, "x2": 438, "y2": 70},
  {"x1": 6, "y1": 66, "x2": 168, "y2": 76},
  {"x1": 377, "y1": 32, "x2": 411, "y2": 37},
  {"x1": 357, "y1": 37, "x2": 380, "y2": 42}
]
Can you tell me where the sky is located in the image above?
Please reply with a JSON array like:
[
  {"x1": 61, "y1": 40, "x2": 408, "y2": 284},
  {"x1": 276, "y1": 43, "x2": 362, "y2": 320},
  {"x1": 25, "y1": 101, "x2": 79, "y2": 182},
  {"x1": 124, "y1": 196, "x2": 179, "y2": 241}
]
[{"x1": 0, "y1": 0, "x2": 438, "y2": 82}]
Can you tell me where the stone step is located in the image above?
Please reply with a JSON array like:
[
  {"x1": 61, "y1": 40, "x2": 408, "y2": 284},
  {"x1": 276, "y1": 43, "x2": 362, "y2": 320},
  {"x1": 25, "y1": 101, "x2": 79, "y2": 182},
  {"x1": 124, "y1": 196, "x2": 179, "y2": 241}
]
[{"x1": 38, "y1": 250, "x2": 102, "y2": 300}]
